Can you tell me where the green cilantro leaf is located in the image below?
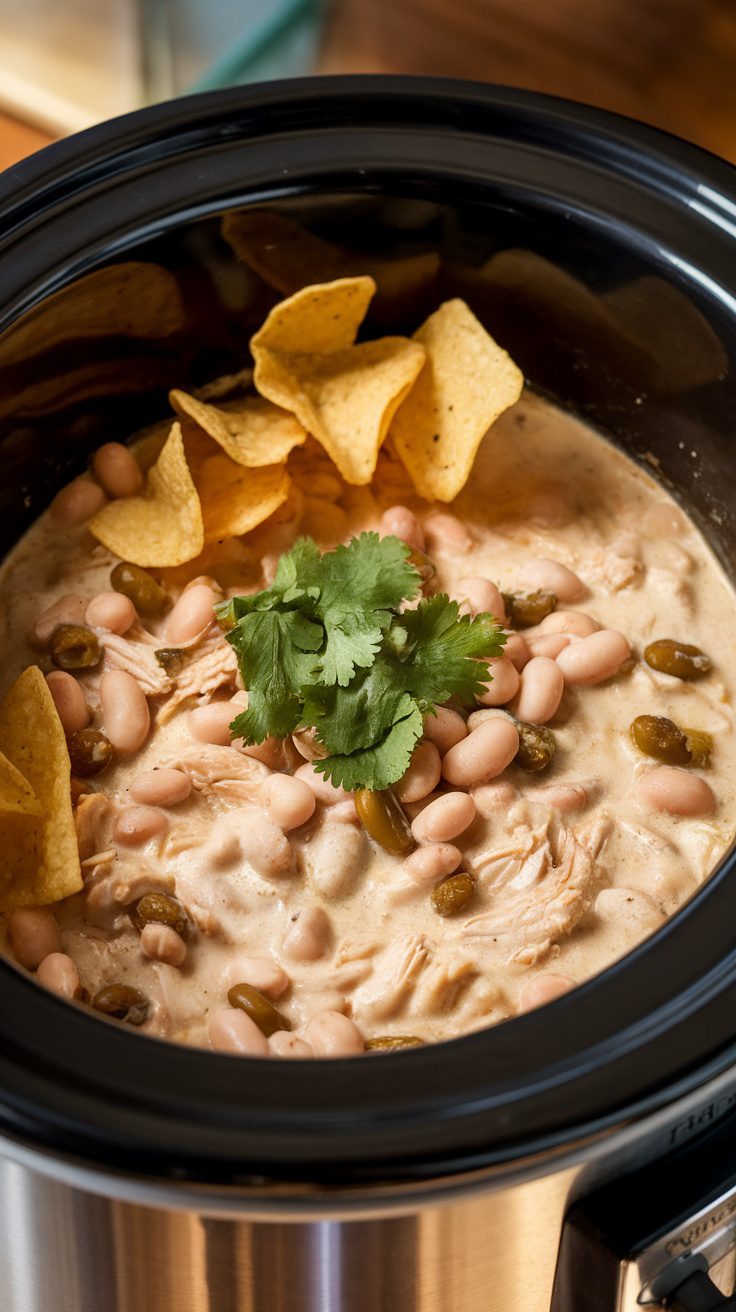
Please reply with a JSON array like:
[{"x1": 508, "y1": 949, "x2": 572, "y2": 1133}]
[
  {"x1": 311, "y1": 533, "x2": 420, "y2": 686},
  {"x1": 402, "y1": 595, "x2": 505, "y2": 706},
  {"x1": 219, "y1": 533, "x2": 506, "y2": 790},
  {"x1": 303, "y1": 659, "x2": 407, "y2": 755},
  {"x1": 315, "y1": 699, "x2": 423, "y2": 791},
  {"x1": 227, "y1": 610, "x2": 320, "y2": 743}
]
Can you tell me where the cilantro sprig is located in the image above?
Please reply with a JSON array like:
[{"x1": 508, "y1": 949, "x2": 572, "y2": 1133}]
[{"x1": 217, "y1": 533, "x2": 505, "y2": 791}]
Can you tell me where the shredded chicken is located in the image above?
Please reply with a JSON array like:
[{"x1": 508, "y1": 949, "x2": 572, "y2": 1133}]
[
  {"x1": 158, "y1": 642, "x2": 238, "y2": 723},
  {"x1": 458, "y1": 816, "x2": 610, "y2": 966},
  {"x1": 74, "y1": 793, "x2": 115, "y2": 861},
  {"x1": 351, "y1": 932, "x2": 429, "y2": 1023},
  {"x1": 98, "y1": 632, "x2": 173, "y2": 696},
  {"x1": 165, "y1": 744, "x2": 268, "y2": 794},
  {"x1": 411, "y1": 954, "x2": 476, "y2": 1016}
]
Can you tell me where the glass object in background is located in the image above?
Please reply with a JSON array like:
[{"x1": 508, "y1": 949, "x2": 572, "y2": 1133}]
[
  {"x1": 0, "y1": 0, "x2": 328, "y2": 136},
  {"x1": 139, "y1": 0, "x2": 329, "y2": 101}
]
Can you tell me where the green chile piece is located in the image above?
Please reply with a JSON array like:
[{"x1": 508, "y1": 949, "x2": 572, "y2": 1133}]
[
  {"x1": 92, "y1": 984, "x2": 150, "y2": 1025},
  {"x1": 110, "y1": 561, "x2": 169, "y2": 616},
  {"x1": 644, "y1": 638, "x2": 712, "y2": 680},
  {"x1": 67, "y1": 728, "x2": 113, "y2": 777},
  {"x1": 501, "y1": 590, "x2": 557, "y2": 629},
  {"x1": 130, "y1": 891, "x2": 189, "y2": 940},
  {"x1": 431, "y1": 872, "x2": 476, "y2": 918},
  {"x1": 355, "y1": 788, "x2": 416, "y2": 855},
  {"x1": 49, "y1": 624, "x2": 101, "y2": 671},
  {"x1": 228, "y1": 983, "x2": 291, "y2": 1037},
  {"x1": 515, "y1": 722, "x2": 556, "y2": 772}
]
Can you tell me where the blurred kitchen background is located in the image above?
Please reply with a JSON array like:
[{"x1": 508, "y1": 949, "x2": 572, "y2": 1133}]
[{"x1": 1, "y1": 0, "x2": 735, "y2": 167}]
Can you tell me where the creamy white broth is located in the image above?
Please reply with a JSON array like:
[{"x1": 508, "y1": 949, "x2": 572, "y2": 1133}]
[{"x1": 1, "y1": 391, "x2": 735, "y2": 1053}]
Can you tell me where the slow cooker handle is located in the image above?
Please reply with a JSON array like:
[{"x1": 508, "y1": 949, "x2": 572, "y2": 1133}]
[
  {"x1": 666, "y1": 1270, "x2": 736, "y2": 1310},
  {"x1": 551, "y1": 1102, "x2": 736, "y2": 1311}
]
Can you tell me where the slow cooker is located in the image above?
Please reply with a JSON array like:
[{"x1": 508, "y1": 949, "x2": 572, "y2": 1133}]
[{"x1": 2, "y1": 77, "x2": 736, "y2": 1312}]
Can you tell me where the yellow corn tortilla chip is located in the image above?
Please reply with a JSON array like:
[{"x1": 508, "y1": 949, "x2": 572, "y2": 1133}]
[
  {"x1": 170, "y1": 390, "x2": 307, "y2": 467},
  {"x1": 0, "y1": 666, "x2": 82, "y2": 911},
  {"x1": 255, "y1": 336, "x2": 426, "y2": 486},
  {"x1": 195, "y1": 452, "x2": 291, "y2": 541},
  {"x1": 89, "y1": 422, "x2": 204, "y2": 567},
  {"x1": 252, "y1": 276, "x2": 376, "y2": 356},
  {"x1": 389, "y1": 299, "x2": 524, "y2": 502},
  {"x1": 0, "y1": 752, "x2": 43, "y2": 818}
]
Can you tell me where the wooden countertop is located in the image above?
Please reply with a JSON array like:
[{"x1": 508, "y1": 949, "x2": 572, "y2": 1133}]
[{"x1": 2, "y1": 0, "x2": 736, "y2": 167}]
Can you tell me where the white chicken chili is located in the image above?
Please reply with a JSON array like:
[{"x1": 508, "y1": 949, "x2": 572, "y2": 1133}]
[{"x1": 0, "y1": 389, "x2": 733, "y2": 1057}]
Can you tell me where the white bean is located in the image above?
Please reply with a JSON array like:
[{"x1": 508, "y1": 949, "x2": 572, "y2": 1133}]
[
  {"x1": 307, "y1": 822, "x2": 366, "y2": 899},
  {"x1": 240, "y1": 812, "x2": 294, "y2": 878},
  {"x1": 8, "y1": 907, "x2": 61, "y2": 969},
  {"x1": 442, "y1": 718, "x2": 519, "y2": 788},
  {"x1": 188, "y1": 702, "x2": 235, "y2": 746},
  {"x1": 292, "y1": 726, "x2": 328, "y2": 761},
  {"x1": 510, "y1": 655, "x2": 564, "y2": 724},
  {"x1": 100, "y1": 669, "x2": 150, "y2": 755},
  {"x1": 526, "y1": 633, "x2": 574, "y2": 660},
  {"x1": 50, "y1": 477, "x2": 107, "y2": 525},
  {"x1": 422, "y1": 707, "x2": 467, "y2": 754},
  {"x1": 209, "y1": 1008, "x2": 269, "y2": 1056},
  {"x1": 294, "y1": 762, "x2": 352, "y2": 806},
  {"x1": 519, "y1": 974, "x2": 575, "y2": 1011},
  {"x1": 636, "y1": 767, "x2": 715, "y2": 817},
  {"x1": 411, "y1": 792, "x2": 476, "y2": 843},
  {"x1": 165, "y1": 584, "x2": 217, "y2": 645},
  {"x1": 380, "y1": 505, "x2": 425, "y2": 550},
  {"x1": 282, "y1": 906, "x2": 331, "y2": 962},
  {"x1": 238, "y1": 737, "x2": 286, "y2": 770},
  {"x1": 261, "y1": 773, "x2": 316, "y2": 831},
  {"x1": 140, "y1": 923, "x2": 187, "y2": 966},
  {"x1": 402, "y1": 843, "x2": 462, "y2": 887},
  {"x1": 477, "y1": 656, "x2": 520, "y2": 707},
  {"x1": 91, "y1": 442, "x2": 143, "y2": 498},
  {"x1": 535, "y1": 610, "x2": 599, "y2": 638},
  {"x1": 423, "y1": 512, "x2": 473, "y2": 554},
  {"x1": 184, "y1": 574, "x2": 223, "y2": 596},
  {"x1": 395, "y1": 741, "x2": 441, "y2": 804},
  {"x1": 455, "y1": 576, "x2": 506, "y2": 622},
  {"x1": 269, "y1": 1032, "x2": 314, "y2": 1058},
  {"x1": 85, "y1": 591, "x2": 137, "y2": 634},
  {"x1": 503, "y1": 631, "x2": 532, "y2": 671},
  {"x1": 329, "y1": 800, "x2": 359, "y2": 824},
  {"x1": 113, "y1": 806, "x2": 169, "y2": 846},
  {"x1": 130, "y1": 768, "x2": 192, "y2": 807},
  {"x1": 519, "y1": 558, "x2": 586, "y2": 603},
  {"x1": 223, "y1": 955, "x2": 289, "y2": 998},
  {"x1": 556, "y1": 629, "x2": 630, "y2": 687},
  {"x1": 531, "y1": 783, "x2": 588, "y2": 813},
  {"x1": 36, "y1": 952, "x2": 80, "y2": 999},
  {"x1": 45, "y1": 671, "x2": 89, "y2": 735},
  {"x1": 304, "y1": 1011, "x2": 364, "y2": 1057},
  {"x1": 31, "y1": 593, "x2": 87, "y2": 649},
  {"x1": 472, "y1": 780, "x2": 518, "y2": 817}
]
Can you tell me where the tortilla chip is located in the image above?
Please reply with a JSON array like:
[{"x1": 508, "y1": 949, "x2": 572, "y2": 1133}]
[
  {"x1": 195, "y1": 452, "x2": 291, "y2": 541},
  {"x1": 0, "y1": 262, "x2": 187, "y2": 368},
  {"x1": 223, "y1": 210, "x2": 439, "y2": 324},
  {"x1": 0, "y1": 666, "x2": 82, "y2": 911},
  {"x1": 170, "y1": 390, "x2": 306, "y2": 467},
  {"x1": 389, "y1": 299, "x2": 524, "y2": 502},
  {"x1": 0, "y1": 752, "x2": 43, "y2": 818},
  {"x1": 251, "y1": 276, "x2": 376, "y2": 356},
  {"x1": 255, "y1": 336, "x2": 425, "y2": 485},
  {"x1": 89, "y1": 422, "x2": 204, "y2": 567}
]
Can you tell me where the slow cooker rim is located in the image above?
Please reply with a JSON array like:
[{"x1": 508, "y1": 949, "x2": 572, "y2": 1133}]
[{"x1": 1, "y1": 76, "x2": 736, "y2": 1185}]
